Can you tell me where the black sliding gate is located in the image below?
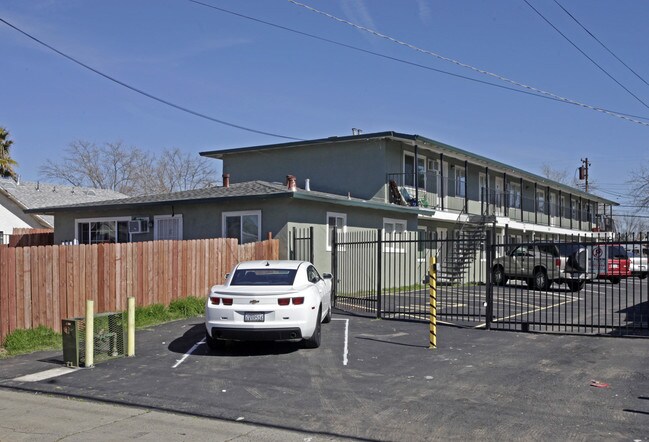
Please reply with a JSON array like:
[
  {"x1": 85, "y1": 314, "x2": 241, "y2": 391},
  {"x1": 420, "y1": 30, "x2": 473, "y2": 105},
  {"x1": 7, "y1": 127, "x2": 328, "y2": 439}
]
[{"x1": 332, "y1": 229, "x2": 648, "y2": 337}]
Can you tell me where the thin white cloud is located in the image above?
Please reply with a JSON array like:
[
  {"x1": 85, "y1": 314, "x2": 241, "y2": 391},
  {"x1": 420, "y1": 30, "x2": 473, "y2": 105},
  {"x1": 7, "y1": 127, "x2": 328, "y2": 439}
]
[
  {"x1": 416, "y1": 0, "x2": 433, "y2": 24},
  {"x1": 340, "y1": 0, "x2": 377, "y2": 35}
]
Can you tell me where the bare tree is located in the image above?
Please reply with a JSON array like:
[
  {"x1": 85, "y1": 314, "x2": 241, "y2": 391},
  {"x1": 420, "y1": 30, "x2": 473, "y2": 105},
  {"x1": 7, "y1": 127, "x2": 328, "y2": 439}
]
[
  {"x1": 629, "y1": 165, "x2": 649, "y2": 210},
  {"x1": 615, "y1": 214, "x2": 649, "y2": 236},
  {"x1": 40, "y1": 141, "x2": 217, "y2": 196},
  {"x1": 540, "y1": 163, "x2": 596, "y2": 191},
  {"x1": 540, "y1": 163, "x2": 570, "y2": 184}
]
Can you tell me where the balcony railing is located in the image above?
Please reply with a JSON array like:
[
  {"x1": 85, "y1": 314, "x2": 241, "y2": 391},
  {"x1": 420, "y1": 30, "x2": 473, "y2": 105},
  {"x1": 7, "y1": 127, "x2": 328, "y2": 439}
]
[
  {"x1": 482, "y1": 189, "x2": 613, "y2": 232},
  {"x1": 388, "y1": 172, "x2": 439, "y2": 209},
  {"x1": 385, "y1": 174, "x2": 614, "y2": 232}
]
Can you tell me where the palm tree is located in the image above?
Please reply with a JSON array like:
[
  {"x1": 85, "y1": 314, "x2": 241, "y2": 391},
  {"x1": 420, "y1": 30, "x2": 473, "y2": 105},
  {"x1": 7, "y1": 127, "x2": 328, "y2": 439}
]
[{"x1": 0, "y1": 127, "x2": 18, "y2": 180}]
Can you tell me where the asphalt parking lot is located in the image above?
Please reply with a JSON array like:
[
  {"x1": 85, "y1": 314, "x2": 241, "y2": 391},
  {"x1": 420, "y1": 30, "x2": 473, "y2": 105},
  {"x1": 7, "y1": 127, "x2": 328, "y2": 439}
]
[{"x1": 1, "y1": 311, "x2": 648, "y2": 441}]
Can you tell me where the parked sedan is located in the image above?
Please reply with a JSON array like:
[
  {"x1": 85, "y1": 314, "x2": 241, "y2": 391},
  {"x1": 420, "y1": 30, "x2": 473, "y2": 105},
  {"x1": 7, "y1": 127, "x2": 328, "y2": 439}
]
[{"x1": 205, "y1": 260, "x2": 332, "y2": 349}]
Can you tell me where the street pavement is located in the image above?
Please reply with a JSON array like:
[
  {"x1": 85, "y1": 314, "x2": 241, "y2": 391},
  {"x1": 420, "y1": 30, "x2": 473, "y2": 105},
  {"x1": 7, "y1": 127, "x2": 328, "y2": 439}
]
[{"x1": 0, "y1": 311, "x2": 647, "y2": 441}]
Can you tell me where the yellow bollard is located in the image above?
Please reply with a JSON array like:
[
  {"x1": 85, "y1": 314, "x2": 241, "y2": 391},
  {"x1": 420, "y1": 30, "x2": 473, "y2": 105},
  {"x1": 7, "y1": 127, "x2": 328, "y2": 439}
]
[
  {"x1": 85, "y1": 299, "x2": 94, "y2": 367},
  {"x1": 127, "y1": 297, "x2": 135, "y2": 357},
  {"x1": 429, "y1": 258, "x2": 437, "y2": 349}
]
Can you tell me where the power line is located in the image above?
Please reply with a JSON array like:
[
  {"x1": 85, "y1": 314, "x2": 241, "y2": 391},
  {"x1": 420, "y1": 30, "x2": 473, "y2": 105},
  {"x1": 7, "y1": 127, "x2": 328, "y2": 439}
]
[
  {"x1": 522, "y1": 0, "x2": 649, "y2": 110},
  {"x1": 0, "y1": 17, "x2": 303, "y2": 141},
  {"x1": 189, "y1": 0, "x2": 649, "y2": 122},
  {"x1": 553, "y1": 0, "x2": 649, "y2": 89},
  {"x1": 287, "y1": 0, "x2": 649, "y2": 128}
]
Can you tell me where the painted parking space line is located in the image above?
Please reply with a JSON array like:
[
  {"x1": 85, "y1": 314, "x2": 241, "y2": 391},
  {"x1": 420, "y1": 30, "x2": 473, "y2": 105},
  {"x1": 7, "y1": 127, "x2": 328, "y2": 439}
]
[
  {"x1": 12, "y1": 367, "x2": 78, "y2": 382},
  {"x1": 175, "y1": 319, "x2": 348, "y2": 368},
  {"x1": 172, "y1": 338, "x2": 205, "y2": 369},
  {"x1": 332, "y1": 318, "x2": 349, "y2": 366}
]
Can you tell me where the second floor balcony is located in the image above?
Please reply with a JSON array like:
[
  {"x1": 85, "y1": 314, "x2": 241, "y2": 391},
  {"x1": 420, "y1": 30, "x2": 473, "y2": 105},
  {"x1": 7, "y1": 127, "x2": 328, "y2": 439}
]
[{"x1": 387, "y1": 172, "x2": 615, "y2": 232}]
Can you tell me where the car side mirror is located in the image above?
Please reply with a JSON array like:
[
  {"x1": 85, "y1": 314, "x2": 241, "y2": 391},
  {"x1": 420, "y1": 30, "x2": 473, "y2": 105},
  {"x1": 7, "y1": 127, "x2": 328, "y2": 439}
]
[{"x1": 322, "y1": 273, "x2": 333, "y2": 279}]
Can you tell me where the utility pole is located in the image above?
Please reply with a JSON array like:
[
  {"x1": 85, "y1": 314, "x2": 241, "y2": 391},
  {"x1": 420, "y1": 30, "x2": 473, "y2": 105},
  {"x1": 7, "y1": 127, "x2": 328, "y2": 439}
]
[{"x1": 579, "y1": 158, "x2": 590, "y2": 192}]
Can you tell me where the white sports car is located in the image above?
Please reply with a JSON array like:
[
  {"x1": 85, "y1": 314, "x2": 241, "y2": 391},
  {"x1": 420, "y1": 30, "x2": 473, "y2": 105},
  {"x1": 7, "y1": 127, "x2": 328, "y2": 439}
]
[{"x1": 205, "y1": 260, "x2": 333, "y2": 349}]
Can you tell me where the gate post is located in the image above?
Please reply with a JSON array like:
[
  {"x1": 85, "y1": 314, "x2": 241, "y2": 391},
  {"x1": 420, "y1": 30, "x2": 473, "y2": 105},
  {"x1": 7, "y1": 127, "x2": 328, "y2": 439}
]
[
  {"x1": 485, "y1": 229, "x2": 494, "y2": 330},
  {"x1": 309, "y1": 226, "x2": 314, "y2": 264},
  {"x1": 291, "y1": 227, "x2": 296, "y2": 260},
  {"x1": 376, "y1": 228, "x2": 382, "y2": 319},
  {"x1": 331, "y1": 226, "x2": 338, "y2": 305}
]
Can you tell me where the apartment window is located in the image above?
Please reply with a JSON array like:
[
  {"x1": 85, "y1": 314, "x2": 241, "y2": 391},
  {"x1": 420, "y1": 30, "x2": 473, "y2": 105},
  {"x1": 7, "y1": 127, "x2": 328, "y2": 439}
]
[
  {"x1": 154, "y1": 215, "x2": 183, "y2": 240},
  {"x1": 222, "y1": 210, "x2": 261, "y2": 244},
  {"x1": 571, "y1": 198, "x2": 578, "y2": 219},
  {"x1": 455, "y1": 167, "x2": 466, "y2": 198},
  {"x1": 509, "y1": 182, "x2": 521, "y2": 209},
  {"x1": 479, "y1": 173, "x2": 487, "y2": 201},
  {"x1": 404, "y1": 153, "x2": 425, "y2": 188},
  {"x1": 76, "y1": 217, "x2": 131, "y2": 244},
  {"x1": 384, "y1": 218, "x2": 407, "y2": 253},
  {"x1": 326, "y1": 212, "x2": 347, "y2": 251},
  {"x1": 536, "y1": 189, "x2": 546, "y2": 213}
]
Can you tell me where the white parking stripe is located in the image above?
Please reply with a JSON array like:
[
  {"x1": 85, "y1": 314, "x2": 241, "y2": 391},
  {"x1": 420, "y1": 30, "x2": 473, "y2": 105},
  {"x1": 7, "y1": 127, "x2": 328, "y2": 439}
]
[
  {"x1": 172, "y1": 338, "x2": 205, "y2": 368},
  {"x1": 332, "y1": 318, "x2": 349, "y2": 366},
  {"x1": 12, "y1": 367, "x2": 78, "y2": 382}
]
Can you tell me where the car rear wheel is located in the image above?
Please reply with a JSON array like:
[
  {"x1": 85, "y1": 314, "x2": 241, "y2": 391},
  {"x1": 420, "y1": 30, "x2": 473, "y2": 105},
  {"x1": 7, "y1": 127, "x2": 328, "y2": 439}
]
[
  {"x1": 609, "y1": 277, "x2": 621, "y2": 284},
  {"x1": 205, "y1": 330, "x2": 224, "y2": 350},
  {"x1": 566, "y1": 280, "x2": 585, "y2": 292},
  {"x1": 639, "y1": 273, "x2": 648, "y2": 280},
  {"x1": 323, "y1": 305, "x2": 332, "y2": 323},
  {"x1": 492, "y1": 266, "x2": 508, "y2": 286},
  {"x1": 303, "y1": 306, "x2": 322, "y2": 349},
  {"x1": 533, "y1": 269, "x2": 550, "y2": 291}
]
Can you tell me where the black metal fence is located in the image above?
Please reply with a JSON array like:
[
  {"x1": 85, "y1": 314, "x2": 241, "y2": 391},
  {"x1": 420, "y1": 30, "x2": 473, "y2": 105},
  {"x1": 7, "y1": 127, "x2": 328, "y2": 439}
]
[
  {"x1": 332, "y1": 228, "x2": 488, "y2": 325},
  {"x1": 332, "y1": 228, "x2": 649, "y2": 337},
  {"x1": 288, "y1": 226, "x2": 313, "y2": 263}
]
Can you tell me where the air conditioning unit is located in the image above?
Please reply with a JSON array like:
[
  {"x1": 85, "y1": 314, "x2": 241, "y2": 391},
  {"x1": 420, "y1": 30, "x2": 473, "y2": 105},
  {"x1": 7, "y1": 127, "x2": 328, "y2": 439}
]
[{"x1": 128, "y1": 219, "x2": 149, "y2": 234}]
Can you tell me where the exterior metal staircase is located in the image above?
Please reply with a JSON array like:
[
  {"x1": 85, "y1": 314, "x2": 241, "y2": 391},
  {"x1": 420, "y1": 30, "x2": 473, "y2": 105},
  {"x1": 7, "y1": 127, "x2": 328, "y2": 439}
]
[{"x1": 438, "y1": 214, "x2": 489, "y2": 285}]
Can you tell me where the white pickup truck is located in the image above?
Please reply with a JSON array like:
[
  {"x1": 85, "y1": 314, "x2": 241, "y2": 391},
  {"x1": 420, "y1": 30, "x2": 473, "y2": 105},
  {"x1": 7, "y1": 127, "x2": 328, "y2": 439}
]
[{"x1": 626, "y1": 246, "x2": 648, "y2": 279}]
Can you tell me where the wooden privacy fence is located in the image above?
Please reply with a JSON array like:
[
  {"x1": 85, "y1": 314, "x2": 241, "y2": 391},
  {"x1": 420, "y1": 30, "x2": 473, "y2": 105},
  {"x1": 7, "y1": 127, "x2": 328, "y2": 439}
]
[{"x1": 0, "y1": 238, "x2": 279, "y2": 341}]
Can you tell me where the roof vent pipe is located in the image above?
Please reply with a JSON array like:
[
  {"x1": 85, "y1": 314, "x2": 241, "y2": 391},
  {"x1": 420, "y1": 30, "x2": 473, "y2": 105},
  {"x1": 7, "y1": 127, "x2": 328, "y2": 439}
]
[
  {"x1": 223, "y1": 173, "x2": 230, "y2": 188},
  {"x1": 286, "y1": 175, "x2": 297, "y2": 192},
  {"x1": 305, "y1": 179, "x2": 311, "y2": 191}
]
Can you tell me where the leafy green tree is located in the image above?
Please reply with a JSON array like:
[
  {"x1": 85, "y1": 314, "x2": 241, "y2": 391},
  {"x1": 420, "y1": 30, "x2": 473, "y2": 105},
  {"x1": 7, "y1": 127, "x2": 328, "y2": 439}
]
[{"x1": 0, "y1": 127, "x2": 18, "y2": 180}]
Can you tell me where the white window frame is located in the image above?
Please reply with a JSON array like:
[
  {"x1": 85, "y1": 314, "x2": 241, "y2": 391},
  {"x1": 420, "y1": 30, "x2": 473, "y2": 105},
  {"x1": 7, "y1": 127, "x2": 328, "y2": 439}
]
[
  {"x1": 403, "y1": 152, "x2": 426, "y2": 189},
  {"x1": 154, "y1": 214, "x2": 183, "y2": 240},
  {"x1": 479, "y1": 173, "x2": 487, "y2": 201},
  {"x1": 75, "y1": 216, "x2": 131, "y2": 244},
  {"x1": 222, "y1": 210, "x2": 262, "y2": 244},
  {"x1": 455, "y1": 167, "x2": 466, "y2": 198},
  {"x1": 536, "y1": 189, "x2": 546, "y2": 213},
  {"x1": 326, "y1": 212, "x2": 347, "y2": 252},
  {"x1": 383, "y1": 217, "x2": 407, "y2": 253},
  {"x1": 509, "y1": 182, "x2": 521, "y2": 209}
]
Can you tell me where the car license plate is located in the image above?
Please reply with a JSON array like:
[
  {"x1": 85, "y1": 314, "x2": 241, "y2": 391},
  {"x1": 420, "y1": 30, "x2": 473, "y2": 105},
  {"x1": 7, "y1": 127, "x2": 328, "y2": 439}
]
[{"x1": 244, "y1": 312, "x2": 264, "y2": 322}]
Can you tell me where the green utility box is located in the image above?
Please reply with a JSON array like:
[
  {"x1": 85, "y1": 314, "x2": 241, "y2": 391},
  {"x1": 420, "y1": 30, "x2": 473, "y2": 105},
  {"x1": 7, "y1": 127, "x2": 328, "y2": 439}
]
[{"x1": 62, "y1": 312, "x2": 126, "y2": 367}]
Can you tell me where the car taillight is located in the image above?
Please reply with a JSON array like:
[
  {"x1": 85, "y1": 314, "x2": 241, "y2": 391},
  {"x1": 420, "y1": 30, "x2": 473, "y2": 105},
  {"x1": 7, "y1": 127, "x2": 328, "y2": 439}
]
[
  {"x1": 210, "y1": 296, "x2": 232, "y2": 305},
  {"x1": 555, "y1": 258, "x2": 561, "y2": 267},
  {"x1": 278, "y1": 297, "x2": 304, "y2": 305}
]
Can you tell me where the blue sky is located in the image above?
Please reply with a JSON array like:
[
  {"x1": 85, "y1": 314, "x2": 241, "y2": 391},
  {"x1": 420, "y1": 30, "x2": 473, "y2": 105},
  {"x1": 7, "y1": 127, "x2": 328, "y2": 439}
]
[{"x1": 1, "y1": 1, "x2": 648, "y2": 215}]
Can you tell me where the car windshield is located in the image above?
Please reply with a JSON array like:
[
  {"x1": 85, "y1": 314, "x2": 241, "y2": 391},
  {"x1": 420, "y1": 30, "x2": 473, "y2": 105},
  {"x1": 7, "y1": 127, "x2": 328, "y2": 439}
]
[
  {"x1": 607, "y1": 246, "x2": 628, "y2": 259},
  {"x1": 230, "y1": 268, "x2": 298, "y2": 286}
]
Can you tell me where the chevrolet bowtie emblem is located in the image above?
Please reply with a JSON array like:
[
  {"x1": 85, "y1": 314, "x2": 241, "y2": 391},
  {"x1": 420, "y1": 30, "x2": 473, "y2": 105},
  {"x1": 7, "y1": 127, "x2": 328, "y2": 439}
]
[{"x1": 249, "y1": 300, "x2": 260, "y2": 304}]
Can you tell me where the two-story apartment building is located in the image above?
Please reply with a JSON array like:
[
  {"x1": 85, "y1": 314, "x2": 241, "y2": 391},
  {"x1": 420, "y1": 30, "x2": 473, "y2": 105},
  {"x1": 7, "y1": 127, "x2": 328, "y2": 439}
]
[
  {"x1": 202, "y1": 131, "x2": 615, "y2": 244},
  {"x1": 31, "y1": 131, "x2": 616, "y2": 272}
]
